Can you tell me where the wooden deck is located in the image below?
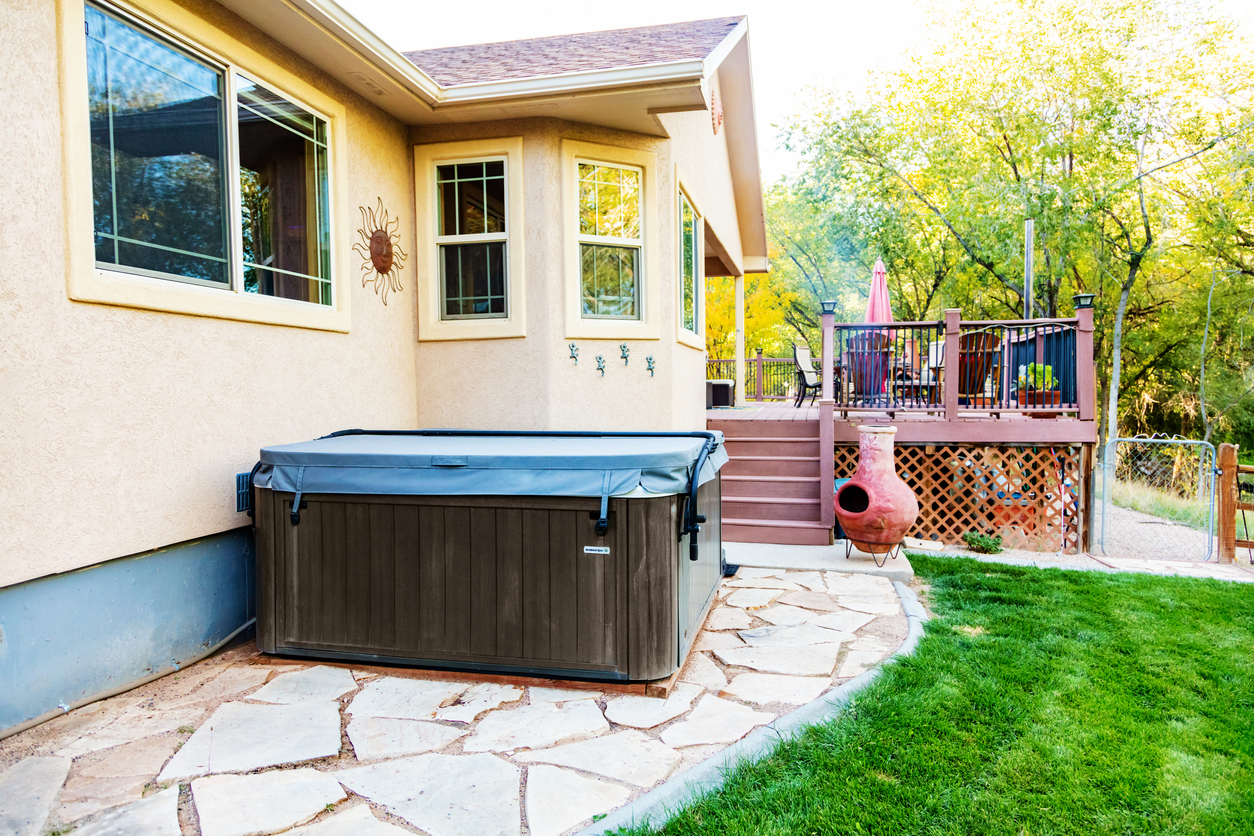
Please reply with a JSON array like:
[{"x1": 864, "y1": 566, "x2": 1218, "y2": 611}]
[{"x1": 708, "y1": 402, "x2": 1097, "y2": 444}]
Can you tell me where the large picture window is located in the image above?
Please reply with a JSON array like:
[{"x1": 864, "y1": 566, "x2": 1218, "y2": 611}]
[
  {"x1": 436, "y1": 160, "x2": 507, "y2": 318},
  {"x1": 578, "y1": 162, "x2": 641, "y2": 319},
  {"x1": 86, "y1": 2, "x2": 331, "y2": 305},
  {"x1": 680, "y1": 192, "x2": 698, "y2": 334}
]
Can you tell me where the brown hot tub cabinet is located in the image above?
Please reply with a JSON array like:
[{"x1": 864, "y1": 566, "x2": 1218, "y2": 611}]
[{"x1": 252, "y1": 430, "x2": 725, "y2": 682}]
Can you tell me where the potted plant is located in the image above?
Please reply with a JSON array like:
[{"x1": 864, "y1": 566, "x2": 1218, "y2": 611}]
[{"x1": 1016, "y1": 363, "x2": 1061, "y2": 411}]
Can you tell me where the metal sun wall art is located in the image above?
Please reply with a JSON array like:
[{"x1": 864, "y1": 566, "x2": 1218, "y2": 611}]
[{"x1": 353, "y1": 198, "x2": 407, "y2": 305}]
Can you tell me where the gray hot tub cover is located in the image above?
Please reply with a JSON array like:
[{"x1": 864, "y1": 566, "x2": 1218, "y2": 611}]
[{"x1": 253, "y1": 432, "x2": 727, "y2": 499}]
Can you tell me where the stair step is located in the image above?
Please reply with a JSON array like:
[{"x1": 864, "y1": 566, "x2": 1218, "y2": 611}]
[
  {"x1": 710, "y1": 421, "x2": 819, "y2": 439},
  {"x1": 722, "y1": 475, "x2": 822, "y2": 499},
  {"x1": 724, "y1": 439, "x2": 820, "y2": 457},
  {"x1": 723, "y1": 518, "x2": 832, "y2": 546},
  {"x1": 721, "y1": 456, "x2": 821, "y2": 478},
  {"x1": 724, "y1": 496, "x2": 822, "y2": 522}
]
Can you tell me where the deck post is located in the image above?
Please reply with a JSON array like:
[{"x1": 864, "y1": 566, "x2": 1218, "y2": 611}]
[
  {"x1": 820, "y1": 306, "x2": 836, "y2": 540},
  {"x1": 944, "y1": 308, "x2": 960, "y2": 420},
  {"x1": 1218, "y1": 443, "x2": 1238, "y2": 564},
  {"x1": 755, "y1": 348, "x2": 764, "y2": 402},
  {"x1": 735, "y1": 276, "x2": 746, "y2": 407},
  {"x1": 1076, "y1": 307, "x2": 1096, "y2": 421}
]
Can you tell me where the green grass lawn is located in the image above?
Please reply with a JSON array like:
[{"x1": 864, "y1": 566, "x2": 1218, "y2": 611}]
[{"x1": 621, "y1": 557, "x2": 1254, "y2": 836}]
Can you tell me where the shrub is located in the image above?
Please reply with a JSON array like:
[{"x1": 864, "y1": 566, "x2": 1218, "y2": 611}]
[{"x1": 962, "y1": 531, "x2": 1004, "y2": 554}]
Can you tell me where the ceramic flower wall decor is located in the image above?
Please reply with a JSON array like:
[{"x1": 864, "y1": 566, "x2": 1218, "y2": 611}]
[{"x1": 353, "y1": 198, "x2": 407, "y2": 305}]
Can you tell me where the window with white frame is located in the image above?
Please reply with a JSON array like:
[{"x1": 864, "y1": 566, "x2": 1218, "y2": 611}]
[
  {"x1": 436, "y1": 160, "x2": 507, "y2": 318},
  {"x1": 679, "y1": 192, "x2": 699, "y2": 334},
  {"x1": 578, "y1": 162, "x2": 642, "y2": 319},
  {"x1": 86, "y1": 2, "x2": 332, "y2": 305}
]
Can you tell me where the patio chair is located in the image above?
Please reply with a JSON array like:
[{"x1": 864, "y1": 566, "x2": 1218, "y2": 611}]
[
  {"x1": 793, "y1": 344, "x2": 822, "y2": 407},
  {"x1": 847, "y1": 331, "x2": 891, "y2": 405},
  {"x1": 955, "y1": 328, "x2": 1003, "y2": 405}
]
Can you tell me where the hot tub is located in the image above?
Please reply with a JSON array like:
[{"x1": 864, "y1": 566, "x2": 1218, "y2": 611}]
[{"x1": 250, "y1": 430, "x2": 725, "y2": 682}]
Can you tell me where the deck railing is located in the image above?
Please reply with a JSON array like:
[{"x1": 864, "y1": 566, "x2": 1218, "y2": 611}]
[{"x1": 712, "y1": 307, "x2": 1096, "y2": 421}]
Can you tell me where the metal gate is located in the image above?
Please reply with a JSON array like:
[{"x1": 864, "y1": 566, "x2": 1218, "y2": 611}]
[{"x1": 1095, "y1": 436, "x2": 1216, "y2": 561}]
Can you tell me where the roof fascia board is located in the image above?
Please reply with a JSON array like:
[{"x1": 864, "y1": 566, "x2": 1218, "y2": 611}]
[{"x1": 701, "y1": 17, "x2": 748, "y2": 79}]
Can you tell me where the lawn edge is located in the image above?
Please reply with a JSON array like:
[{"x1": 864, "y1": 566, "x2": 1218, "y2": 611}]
[{"x1": 575, "y1": 581, "x2": 929, "y2": 836}]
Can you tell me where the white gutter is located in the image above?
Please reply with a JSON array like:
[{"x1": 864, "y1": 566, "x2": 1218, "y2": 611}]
[{"x1": 437, "y1": 59, "x2": 708, "y2": 104}]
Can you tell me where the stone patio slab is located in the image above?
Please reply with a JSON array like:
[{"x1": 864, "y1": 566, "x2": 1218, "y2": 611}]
[
  {"x1": 825, "y1": 574, "x2": 897, "y2": 598},
  {"x1": 336, "y1": 753, "x2": 520, "y2": 836},
  {"x1": 347, "y1": 717, "x2": 467, "y2": 761},
  {"x1": 603, "y1": 683, "x2": 702, "y2": 730},
  {"x1": 755, "y1": 604, "x2": 815, "y2": 626},
  {"x1": 723, "y1": 577, "x2": 801, "y2": 590},
  {"x1": 837, "y1": 650, "x2": 888, "y2": 678},
  {"x1": 348, "y1": 677, "x2": 466, "y2": 720},
  {"x1": 0, "y1": 756, "x2": 71, "y2": 836},
  {"x1": 712, "y1": 642, "x2": 843, "y2": 676},
  {"x1": 776, "y1": 590, "x2": 844, "y2": 612},
  {"x1": 435, "y1": 683, "x2": 522, "y2": 723},
  {"x1": 95, "y1": 705, "x2": 208, "y2": 741},
  {"x1": 693, "y1": 631, "x2": 745, "y2": 651},
  {"x1": 158, "y1": 701, "x2": 342, "y2": 781},
  {"x1": 704, "y1": 607, "x2": 754, "y2": 630},
  {"x1": 70, "y1": 786, "x2": 181, "y2": 836},
  {"x1": 463, "y1": 699, "x2": 608, "y2": 753},
  {"x1": 529, "y1": 687, "x2": 602, "y2": 704},
  {"x1": 736, "y1": 622, "x2": 850, "y2": 647},
  {"x1": 724, "y1": 588, "x2": 781, "y2": 609},
  {"x1": 720, "y1": 673, "x2": 831, "y2": 706},
  {"x1": 56, "y1": 774, "x2": 150, "y2": 822},
  {"x1": 247, "y1": 665, "x2": 358, "y2": 705},
  {"x1": 78, "y1": 736, "x2": 180, "y2": 779},
  {"x1": 515, "y1": 730, "x2": 680, "y2": 788},
  {"x1": 809, "y1": 610, "x2": 876, "y2": 633},
  {"x1": 525, "y1": 765, "x2": 631, "y2": 836},
  {"x1": 192, "y1": 769, "x2": 346, "y2": 836},
  {"x1": 723, "y1": 541, "x2": 914, "y2": 582},
  {"x1": 836, "y1": 596, "x2": 901, "y2": 615},
  {"x1": 54, "y1": 735, "x2": 134, "y2": 759},
  {"x1": 786, "y1": 571, "x2": 828, "y2": 592},
  {"x1": 733, "y1": 568, "x2": 785, "y2": 579},
  {"x1": 659, "y1": 695, "x2": 772, "y2": 747},
  {"x1": 166, "y1": 666, "x2": 272, "y2": 707},
  {"x1": 285, "y1": 805, "x2": 412, "y2": 835},
  {"x1": 680, "y1": 653, "x2": 727, "y2": 691}
]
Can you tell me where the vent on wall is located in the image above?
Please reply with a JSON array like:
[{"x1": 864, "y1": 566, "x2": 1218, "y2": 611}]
[{"x1": 236, "y1": 473, "x2": 252, "y2": 514}]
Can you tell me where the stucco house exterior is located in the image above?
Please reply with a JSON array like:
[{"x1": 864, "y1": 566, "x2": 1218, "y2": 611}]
[{"x1": 0, "y1": 0, "x2": 768, "y2": 735}]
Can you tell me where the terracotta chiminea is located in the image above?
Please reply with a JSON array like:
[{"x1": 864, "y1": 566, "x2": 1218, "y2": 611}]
[{"x1": 835, "y1": 425, "x2": 919, "y2": 554}]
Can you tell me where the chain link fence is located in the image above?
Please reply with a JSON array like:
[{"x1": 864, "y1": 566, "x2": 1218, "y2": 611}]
[{"x1": 1094, "y1": 436, "x2": 1216, "y2": 561}]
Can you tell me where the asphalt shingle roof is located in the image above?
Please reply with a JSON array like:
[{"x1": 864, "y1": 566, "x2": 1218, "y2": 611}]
[{"x1": 403, "y1": 16, "x2": 744, "y2": 87}]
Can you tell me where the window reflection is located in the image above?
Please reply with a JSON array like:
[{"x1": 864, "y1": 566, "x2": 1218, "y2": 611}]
[{"x1": 87, "y1": 3, "x2": 229, "y2": 285}]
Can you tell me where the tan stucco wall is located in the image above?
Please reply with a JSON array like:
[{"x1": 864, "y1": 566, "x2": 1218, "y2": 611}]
[
  {"x1": 0, "y1": 0, "x2": 418, "y2": 588},
  {"x1": 658, "y1": 100, "x2": 745, "y2": 274},
  {"x1": 410, "y1": 118, "x2": 707, "y2": 434}
]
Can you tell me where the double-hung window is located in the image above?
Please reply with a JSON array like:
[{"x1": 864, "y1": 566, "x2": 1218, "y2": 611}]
[
  {"x1": 436, "y1": 160, "x2": 507, "y2": 318},
  {"x1": 578, "y1": 162, "x2": 642, "y2": 319},
  {"x1": 679, "y1": 192, "x2": 699, "y2": 335},
  {"x1": 86, "y1": 2, "x2": 332, "y2": 305}
]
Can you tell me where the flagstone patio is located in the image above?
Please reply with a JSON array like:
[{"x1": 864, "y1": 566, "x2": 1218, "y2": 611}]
[{"x1": 0, "y1": 568, "x2": 909, "y2": 836}]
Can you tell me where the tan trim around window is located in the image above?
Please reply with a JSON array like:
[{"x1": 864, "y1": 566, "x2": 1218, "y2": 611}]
[
  {"x1": 675, "y1": 171, "x2": 705, "y2": 351},
  {"x1": 413, "y1": 138, "x2": 526, "y2": 341},
  {"x1": 561, "y1": 139, "x2": 660, "y2": 341},
  {"x1": 58, "y1": 0, "x2": 352, "y2": 332}
]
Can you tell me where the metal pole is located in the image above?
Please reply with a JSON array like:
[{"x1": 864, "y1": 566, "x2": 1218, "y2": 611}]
[{"x1": 1024, "y1": 218, "x2": 1034, "y2": 319}]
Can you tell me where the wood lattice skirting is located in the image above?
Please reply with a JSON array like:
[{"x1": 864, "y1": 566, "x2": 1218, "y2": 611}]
[{"x1": 835, "y1": 444, "x2": 1091, "y2": 554}]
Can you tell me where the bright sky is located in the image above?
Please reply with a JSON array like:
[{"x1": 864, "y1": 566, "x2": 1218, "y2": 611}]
[
  {"x1": 336, "y1": 0, "x2": 1254, "y2": 184},
  {"x1": 336, "y1": 0, "x2": 938, "y2": 183}
]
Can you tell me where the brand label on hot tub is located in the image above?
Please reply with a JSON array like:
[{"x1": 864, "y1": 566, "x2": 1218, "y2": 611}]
[{"x1": 583, "y1": 546, "x2": 611, "y2": 554}]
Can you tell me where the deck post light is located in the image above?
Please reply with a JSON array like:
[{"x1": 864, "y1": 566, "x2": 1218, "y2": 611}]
[
  {"x1": 1072, "y1": 293, "x2": 1095, "y2": 309},
  {"x1": 820, "y1": 300, "x2": 837, "y2": 315}
]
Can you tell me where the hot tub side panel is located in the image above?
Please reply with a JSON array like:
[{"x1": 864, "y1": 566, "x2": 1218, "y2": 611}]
[
  {"x1": 255, "y1": 490, "x2": 686, "y2": 680},
  {"x1": 678, "y1": 474, "x2": 722, "y2": 660}
]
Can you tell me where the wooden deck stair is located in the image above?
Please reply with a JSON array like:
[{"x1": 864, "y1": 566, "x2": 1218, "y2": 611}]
[{"x1": 711, "y1": 419, "x2": 832, "y2": 546}]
